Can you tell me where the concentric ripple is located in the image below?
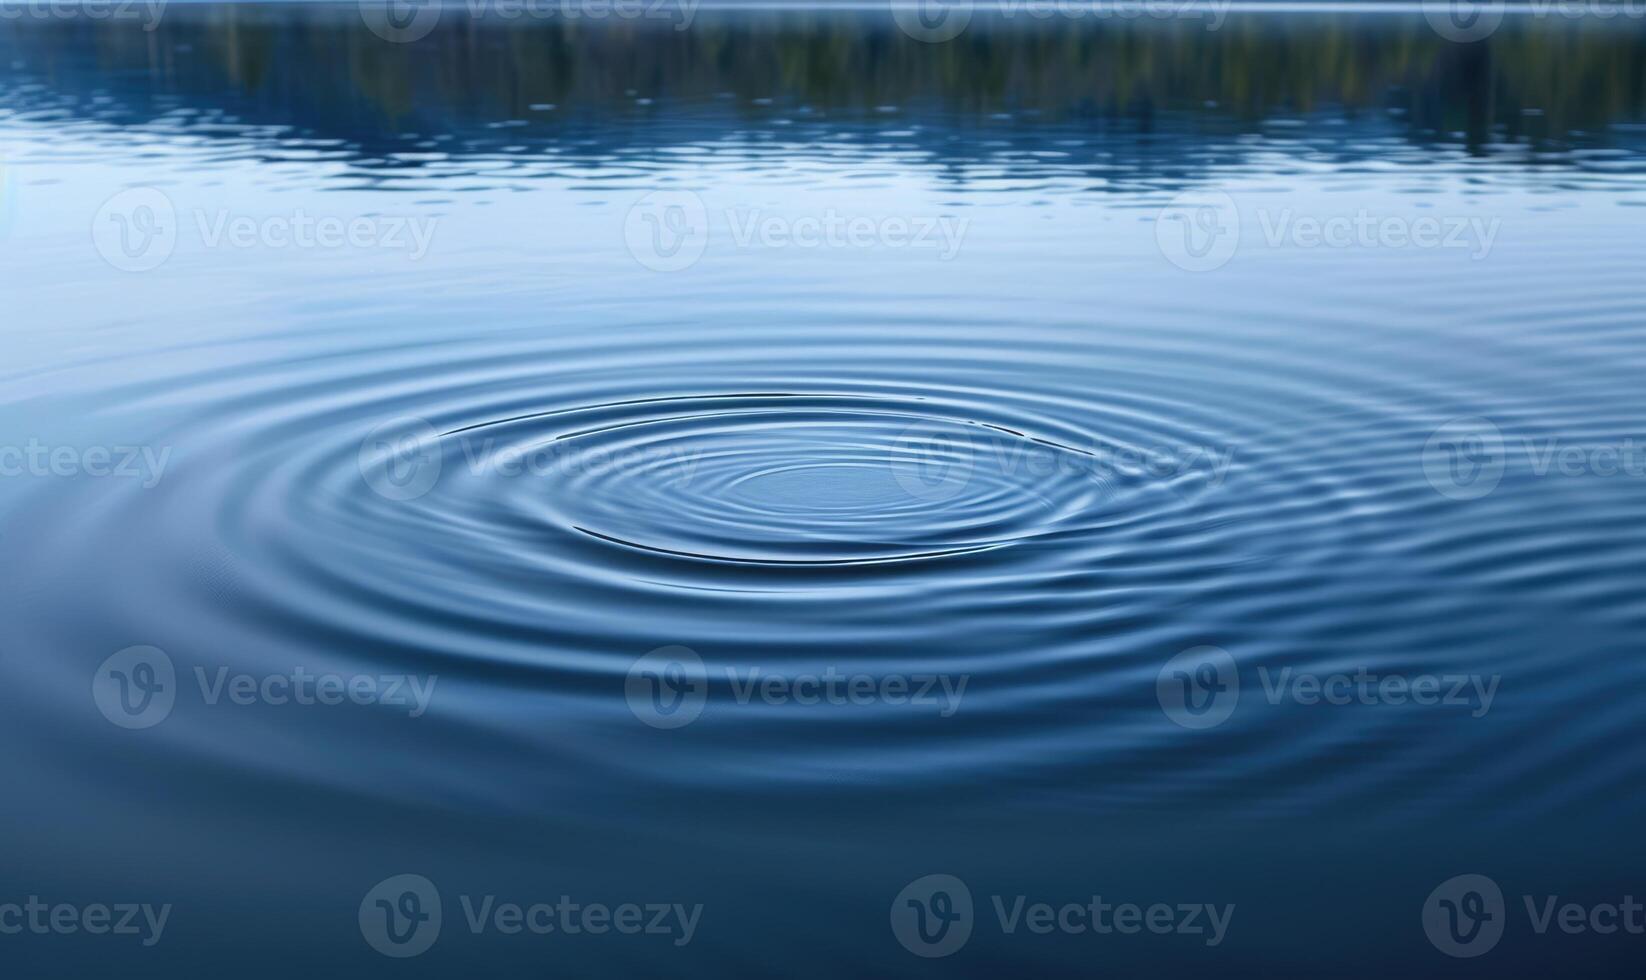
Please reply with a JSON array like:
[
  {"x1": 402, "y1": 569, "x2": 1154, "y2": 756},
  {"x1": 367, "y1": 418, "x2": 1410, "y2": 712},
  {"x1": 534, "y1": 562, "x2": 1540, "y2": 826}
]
[
  {"x1": 429, "y1": 394, "x2": 1121, "y2": 566},
  {"x1": 4, "y1": 8, "x2": 1646, "y2": 839}
]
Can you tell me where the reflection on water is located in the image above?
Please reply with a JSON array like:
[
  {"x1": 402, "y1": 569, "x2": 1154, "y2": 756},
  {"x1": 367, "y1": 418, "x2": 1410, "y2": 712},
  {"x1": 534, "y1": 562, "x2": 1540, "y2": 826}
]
[
  {"x1": 7, "y1": 6, "x2": 1646, "y2": 158},
  {"x1": 2, "y1": 5, "x2": 1645, "y2": 977}
]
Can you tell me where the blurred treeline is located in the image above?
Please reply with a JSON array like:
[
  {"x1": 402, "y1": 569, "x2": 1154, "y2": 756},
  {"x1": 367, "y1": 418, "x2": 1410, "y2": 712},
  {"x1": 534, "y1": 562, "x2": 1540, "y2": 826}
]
[{"x1": 3, "y1": 6, "x2": 1644, "y2": 150}]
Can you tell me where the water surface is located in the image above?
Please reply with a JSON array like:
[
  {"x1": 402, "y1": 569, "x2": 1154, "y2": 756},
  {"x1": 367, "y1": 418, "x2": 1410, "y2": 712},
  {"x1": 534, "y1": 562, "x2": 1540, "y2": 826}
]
[{"x1": 2, "y1": 6, "x2": 1645, "y2": 975}]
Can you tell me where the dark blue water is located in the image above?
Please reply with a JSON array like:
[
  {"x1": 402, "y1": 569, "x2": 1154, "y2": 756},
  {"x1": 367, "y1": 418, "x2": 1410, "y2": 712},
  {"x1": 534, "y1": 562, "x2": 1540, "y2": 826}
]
[{"x1": 3, "y1": 4, "x2": 1646, "y2": 975}]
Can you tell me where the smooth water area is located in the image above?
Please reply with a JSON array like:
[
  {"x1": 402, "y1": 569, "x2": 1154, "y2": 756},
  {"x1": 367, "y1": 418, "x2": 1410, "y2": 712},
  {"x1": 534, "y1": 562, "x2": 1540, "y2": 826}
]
[{"x1": 2, "y1": 6, "x2": 1644, "y2": 975}]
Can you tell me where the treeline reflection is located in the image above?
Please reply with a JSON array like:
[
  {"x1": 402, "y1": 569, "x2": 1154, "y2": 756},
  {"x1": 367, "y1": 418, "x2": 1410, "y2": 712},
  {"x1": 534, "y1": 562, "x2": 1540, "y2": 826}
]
[{"x1": 4, "y1": 7, "x2": 1644, "y2": 162}]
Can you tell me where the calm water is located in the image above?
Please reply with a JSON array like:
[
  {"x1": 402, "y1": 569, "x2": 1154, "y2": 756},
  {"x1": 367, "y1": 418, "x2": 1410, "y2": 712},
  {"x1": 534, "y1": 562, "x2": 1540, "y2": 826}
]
[{"x1": 2, "y1": 4, "x2": 1645, "y2": 975}]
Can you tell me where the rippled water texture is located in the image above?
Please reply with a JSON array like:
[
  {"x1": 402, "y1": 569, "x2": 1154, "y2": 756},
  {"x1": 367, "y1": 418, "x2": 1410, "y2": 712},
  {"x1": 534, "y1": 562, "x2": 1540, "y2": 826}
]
[{"x1": 3, "y1": 6, "x2": 1646, "y2": 976}]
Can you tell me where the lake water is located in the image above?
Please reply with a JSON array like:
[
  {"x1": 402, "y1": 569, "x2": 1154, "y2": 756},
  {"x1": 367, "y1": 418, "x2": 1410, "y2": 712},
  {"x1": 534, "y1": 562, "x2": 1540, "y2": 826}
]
[{"x1": 2, "y1": 4, "x2": 1645, "y2": 975}]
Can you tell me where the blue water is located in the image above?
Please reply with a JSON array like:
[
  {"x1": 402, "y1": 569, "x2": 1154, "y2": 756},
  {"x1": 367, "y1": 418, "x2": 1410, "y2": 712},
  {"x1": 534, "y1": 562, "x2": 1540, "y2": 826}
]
[{"x1": 2, "y1": 5, "x2": 1645, "y2": 975}]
